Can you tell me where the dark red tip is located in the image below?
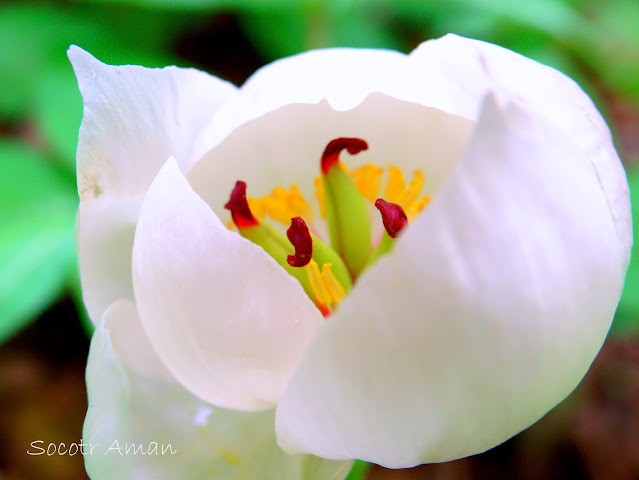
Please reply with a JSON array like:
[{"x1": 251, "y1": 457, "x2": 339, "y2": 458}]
[
  {"x1": 286, "y1": 217, "x2": 313, "y2": 267},
  {"x1": 224, "y1": 181, "x2": 258, "y2": 229},
  {"x1": 375, "y1": 199, "x2": 408, "y2": 238},
  {"x1": 320, "y1": 137, "x2": 369, "y2": 174}
]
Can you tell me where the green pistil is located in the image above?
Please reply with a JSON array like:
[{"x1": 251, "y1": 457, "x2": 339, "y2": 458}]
[
  {"x1": 321, "y1": 138, "x2": 372, "y2": 278},
  {"x1": 238, "y1": 222, "x2": 313, "y2": 291},
  {"x1": 309, "y1": 231, "x2": 352, "y2": 292},
  {"x1": 225, "y1": 181, "x2": 316, "y2": 299}
]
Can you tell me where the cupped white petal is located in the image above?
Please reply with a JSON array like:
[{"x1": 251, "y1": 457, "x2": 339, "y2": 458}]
[
  {"x1": 132, "y1": 158, "x2": 324, "y2": 411},
  {"x1": 203, "y1": 48, "x2": 409, "y2": 147},
  {"x1": 276, "y1": 94, "x2": 630, "y2": 468},
  {"x1": 188, "y1": 94, "x2": 474, "y2": 222},
  {"x1": 84, "y1": 299, "x2": 351, "y2": 480},
  {"x1": 409, "y1": 34, "x2": 631, "y2": 257},
  {"x1": 68, "y1": 46, "x2": 237, "y2": 200},
  {"x1": 69, "y1": 47, "x2": 237, "y2": 323},
  {"x1": 196, "y1": 43, "x2": 488, "y2": 185}
]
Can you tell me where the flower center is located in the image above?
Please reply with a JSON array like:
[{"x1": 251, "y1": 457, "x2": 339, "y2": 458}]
[{"x1": 224, "y1": 137, "x2": 430, "y2": 316}]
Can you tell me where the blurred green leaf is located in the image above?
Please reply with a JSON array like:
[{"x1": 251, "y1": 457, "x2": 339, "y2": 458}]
[
  {"x1": 240, "y1": 7, "x2": 309, "y2": 60},
  {"x1": 578, "y1": 0, "x2": 639, "y2": 103},
  {"x1": 0, "y1": 140, "x2": 77, "y2": 343},
  {"x1": 33, "y1": 67, "x2": 84, "y2": 171},
  {"x1": 241, "y1": 4, "x2": 405, "y2": 61},
  {"x1": 332, "y1": 8, "x2": 404, "y2": 50},
  {"x1": 80, "y1": 0, "x2": 329, "y2": 11},
  {"x1": 345, "y1": 460, "x2": 371, "y2": 480},
  {"x1": 614, "y1": 165, "x2": 639, "y2": 334},
  {"x1": 0, "y1": 2, "x2": 183, "y2": 118}
]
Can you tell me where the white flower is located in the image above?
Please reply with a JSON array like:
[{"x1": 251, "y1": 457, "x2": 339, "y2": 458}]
[{"x1": 69, "y1": 34, "x2": 631, "y2": 478}]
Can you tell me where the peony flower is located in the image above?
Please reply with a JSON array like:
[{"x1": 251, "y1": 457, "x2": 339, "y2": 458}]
[{"x1": 69, "y1": 34, "x2": 631, "y2": 479}]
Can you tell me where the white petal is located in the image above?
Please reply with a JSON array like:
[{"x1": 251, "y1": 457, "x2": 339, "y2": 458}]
[
  {"x1": 84, "y1": 300, "x2": 351, "y2": 480},
  {"x1": 132, "y1": 158, "x2": 323, "y2": 411},
  {"x1": 68, "y1": 46, "x2": 237, "y2": 200},
  {"x1": 76, "y1": 195, "x2": 142, "y2": 322},
  {"x1": 204, "y1": 48, "x2": 409, "y2": 144},
  {"x1": 69, "y1": 47, "x2": 237, "y2": 323},
  {"x1": 409, "y1": 34, "x2": 631, "y2": 258},
  {"x1": 276, "y1": 94, "x2": 630, "y2": 467}
]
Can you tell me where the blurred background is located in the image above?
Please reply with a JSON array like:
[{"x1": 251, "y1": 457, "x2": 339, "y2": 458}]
[{"x1": 0, "y1": 0, "x2": 638, "y2": 479}]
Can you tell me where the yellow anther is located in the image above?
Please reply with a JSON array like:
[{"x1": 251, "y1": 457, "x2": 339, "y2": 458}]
[
  {"x1": 321, "y1": 263, "x2": 346, "y2": 304},
  {"x1": 383, "y1": 165, "x2": 406, "y2": 204},
  {"x1": 250, "y1": 184, "x2": 314, "y2": 225},
  {"x1": 314, "y1": 176, "x2": 326, "y2": 219},
  {"x1": 405, "y1": 194, "x2": 431, "y2": 220},
  {"x1": 287, "y1": 185, "x2": 314, "y2": 220},
  {"x1": 352, "y1": 164, "x2": 383, "y2": 202},
  {"x1": 262, "y1": 191, "x2": 292, "y2": 225},
  {"x1": 305, "y1": 260, "x2": 333, "y2": 309},
  {"x1": 398, "y1": 170, "x2": 424, "y2": 206},
  {"x1": 302, "y1": 260, "x2": 347, "y2": 311},
  {"x1": 247, "y1": 197, "x2": 266, "y2": 218},
  {"x1": 225, "y1": 218, "x2": 236, "y2": 230},
  {"x1": 380, "y1": 167, "x2": 429, "y2": 220}
]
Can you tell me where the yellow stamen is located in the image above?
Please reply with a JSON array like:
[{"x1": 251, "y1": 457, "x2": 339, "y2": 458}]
[
  {"x1": 321, "y1": 263, "x2": 346, "y2": 304},
  {"x1": 314, "y1": 176, "x2": 326, "y2": 219},
  {"x1": 288, "y1": 185, "x2": 314, "y2": 220},
  {"x1": 398, "y1": 170, "x2": 424, "y2": 206},
  {"x1": 352, "y1": 164, "x2": 383, "y2": 202},
  {"x1": 405, "y1": 194, "x2": 431, "y2": 220},
  {"x1": 315, "y1": 163, "x2": 431, "y2": 224},
  {"x1": 247, "y1": 196, "x2": 266, "y2": 218},
  {"x1": 305, "y1": 260, "x2": 333, "y2": 309},
  {"x1": 383, "y1": 165, "x2": 406, "y2": 204},
  {"x1": 248, "y1": 185, "x2": 314, "y2": 225},
  {"x1": 379, "y1": 167, "x2": 429, "y2": 221}
]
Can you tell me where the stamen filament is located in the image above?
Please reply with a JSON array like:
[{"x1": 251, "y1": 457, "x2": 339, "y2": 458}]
[
  {"x1": 285, "y1": 216, "x2": 351, "y2": 313},
  {"x1": 321, "y1": 263, "x2": 346, "y2": 304},
  {"x1": 305, "y1": 260, "x2": 333, "y2": 308},
  {"x1": 314, "y1": 176, "x2": 326, "y2": 219}
]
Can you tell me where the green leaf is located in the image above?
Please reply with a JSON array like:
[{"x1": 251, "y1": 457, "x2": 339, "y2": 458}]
[
  {"x1": 32, "y1": 66, "x2": 84, "y2": 171},
  {"x1": 0, "y1": 2, "x2": 183, "y2": 117},
  {"x1": 79, "y1": 0, "x2": 327, "y2": 12},
  {"x1": 240, "y1": 8, "x2": 309, "y2": 60},
  {"x1": 614, "y1": 165, "x2": 639, "y2": 334},
  {"x1": 0, "y1": 140, "x2": 77, "y2": 343},
  {"x1": 332, "y1": 9, "x2": 405, "y2": 50},
  {"x1": 345, "y1": 460, "x2": 371, "y2": 480}
]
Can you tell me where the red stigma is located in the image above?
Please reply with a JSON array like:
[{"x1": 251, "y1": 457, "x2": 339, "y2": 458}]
[
  {"x1": 286, "y1": 217, "x2": 313, "y2": 267},
  {"x1": 224, "y1": 181, "x2": 258, "y2": 229},
  {"x1": 321, "y1": 137, "x2": 369, "y2": 174},
  {"x1": 375, "y1": 198, "x2": 408, "y2": 238}
]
